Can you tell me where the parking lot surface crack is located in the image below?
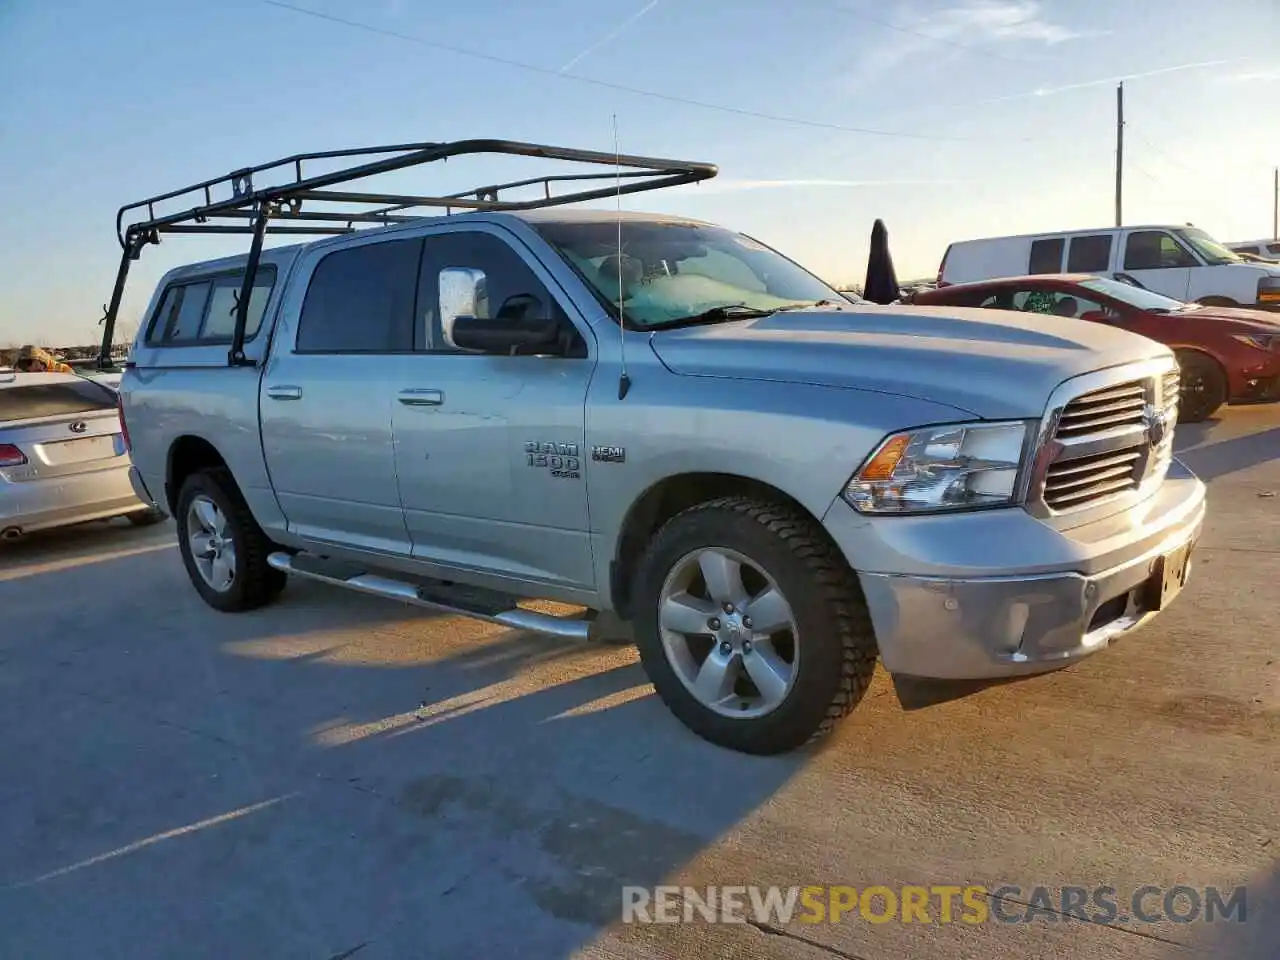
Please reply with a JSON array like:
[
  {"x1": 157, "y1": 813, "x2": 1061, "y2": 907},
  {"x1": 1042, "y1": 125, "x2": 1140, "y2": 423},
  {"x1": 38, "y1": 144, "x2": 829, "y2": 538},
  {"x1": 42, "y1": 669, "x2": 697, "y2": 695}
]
[
  {"x1": 743, "y1": 918, "x2": 873, "y2": 959},
  {"x1": 986, "y1": 892, "x2": 1189, "y2": 948}
]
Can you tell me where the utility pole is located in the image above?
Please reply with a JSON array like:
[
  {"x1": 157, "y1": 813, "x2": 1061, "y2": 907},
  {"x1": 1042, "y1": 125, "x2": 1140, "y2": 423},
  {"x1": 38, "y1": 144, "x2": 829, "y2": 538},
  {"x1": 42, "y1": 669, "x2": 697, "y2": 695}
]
[
  {"x1": 1115, "y1": 82, "x2": 1124, "y2": 227},
  {"x1": 1273, "y1": 166, "x2": 1277, "y2": 240}
]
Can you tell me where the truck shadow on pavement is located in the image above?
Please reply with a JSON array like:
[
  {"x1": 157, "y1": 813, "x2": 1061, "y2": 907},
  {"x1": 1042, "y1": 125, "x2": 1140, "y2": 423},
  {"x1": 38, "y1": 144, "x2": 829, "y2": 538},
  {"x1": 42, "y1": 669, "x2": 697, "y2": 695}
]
[
  {"x1": 0, "y1": 541, "x2": 808, "y2": 959},
  {"x1": 1174, "y1": 424, "x2": 1280, "y2": 483},
  {"x1": 1167, "y1": 864, "x2": 1280, "y2": 960}
]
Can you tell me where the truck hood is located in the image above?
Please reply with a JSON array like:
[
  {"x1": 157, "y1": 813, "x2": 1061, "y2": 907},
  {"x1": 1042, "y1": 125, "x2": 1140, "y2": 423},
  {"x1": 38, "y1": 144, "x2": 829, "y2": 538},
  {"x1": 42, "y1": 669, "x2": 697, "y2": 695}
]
[{"x1": 647, "y1": 304, "x2": 1168, "y2": 420}]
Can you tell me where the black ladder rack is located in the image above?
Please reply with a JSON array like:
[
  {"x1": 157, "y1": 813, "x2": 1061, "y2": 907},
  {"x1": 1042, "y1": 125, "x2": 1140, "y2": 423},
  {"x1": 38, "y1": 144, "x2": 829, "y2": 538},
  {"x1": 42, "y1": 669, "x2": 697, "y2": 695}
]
[{"x1": 98, "y1": 138, "x2": 718, "y2": 368}]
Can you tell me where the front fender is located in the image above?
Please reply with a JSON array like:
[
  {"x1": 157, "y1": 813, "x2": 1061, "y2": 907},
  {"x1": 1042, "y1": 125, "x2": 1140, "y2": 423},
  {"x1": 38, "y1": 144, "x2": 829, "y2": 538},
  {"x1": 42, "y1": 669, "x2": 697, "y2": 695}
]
[{"x1": 583, "y1": 364, "x2": 974, "y2": 604}]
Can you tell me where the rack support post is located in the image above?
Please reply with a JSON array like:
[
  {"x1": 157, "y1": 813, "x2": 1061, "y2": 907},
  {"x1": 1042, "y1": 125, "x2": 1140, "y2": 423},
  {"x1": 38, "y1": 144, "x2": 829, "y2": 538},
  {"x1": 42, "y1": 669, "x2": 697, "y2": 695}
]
[
  {"x1": 229, "y1": 201, "x2": 270, "y2": 366},
  {"x1": 97, "y1": 244, "x2": 135, "y2": 370}
]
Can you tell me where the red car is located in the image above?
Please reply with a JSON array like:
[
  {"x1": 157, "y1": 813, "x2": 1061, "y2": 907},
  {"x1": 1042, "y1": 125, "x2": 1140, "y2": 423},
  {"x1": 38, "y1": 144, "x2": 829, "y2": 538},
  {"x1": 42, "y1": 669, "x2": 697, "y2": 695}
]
[{"x1": 910, "y1": 273, "x2": 1280, "y2": 422}]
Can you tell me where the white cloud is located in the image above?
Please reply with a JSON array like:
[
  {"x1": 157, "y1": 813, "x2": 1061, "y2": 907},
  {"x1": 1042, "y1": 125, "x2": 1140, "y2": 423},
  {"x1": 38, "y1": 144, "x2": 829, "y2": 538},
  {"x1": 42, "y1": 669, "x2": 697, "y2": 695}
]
[
  {"x1": 670, "y1": 177, "x2": 972, "y2": 195},
  {"x1": 1215, "y1": 66, "x2": 1280, "y2": 85},
  {"x1": 910, "y1": 0, "x2": 1083, "y2": 45},
  {"x1": 954, "y1": 57, "x2": 1248, "y2": 106},
  {"x1": 842, "y1": 1, "x2": 1086, "y2": 89}
]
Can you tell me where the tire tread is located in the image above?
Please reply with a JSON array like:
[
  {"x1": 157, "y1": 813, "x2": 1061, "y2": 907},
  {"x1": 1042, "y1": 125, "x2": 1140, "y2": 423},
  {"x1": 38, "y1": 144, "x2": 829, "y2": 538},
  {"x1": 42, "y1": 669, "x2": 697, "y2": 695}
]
[
  {"x1": 178, "y1": 467, "x2": 285, "y2": 612},
  {"x1": 636, "y1": 495, "x2": 877, "y2": 753}
]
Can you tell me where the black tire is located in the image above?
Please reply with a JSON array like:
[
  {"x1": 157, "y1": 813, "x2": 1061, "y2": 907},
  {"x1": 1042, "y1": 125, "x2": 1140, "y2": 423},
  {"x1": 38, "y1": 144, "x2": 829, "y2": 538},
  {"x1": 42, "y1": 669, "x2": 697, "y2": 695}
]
[
  {"x1": 126, "y1": 507, "x2": 167, "y2": 527},
  {"x1": 1195, "y1": 296, "x2": 1237, "y2": 307},
  {"x1": 1175, "y1": 350, "x2": 1227, "y2": 423},
  {"x1": 632, "y1": 496, "x2": 877, "y2": 755},
  {"x1": 175, "y1": 468, "x2": 286, "y2": 612}
]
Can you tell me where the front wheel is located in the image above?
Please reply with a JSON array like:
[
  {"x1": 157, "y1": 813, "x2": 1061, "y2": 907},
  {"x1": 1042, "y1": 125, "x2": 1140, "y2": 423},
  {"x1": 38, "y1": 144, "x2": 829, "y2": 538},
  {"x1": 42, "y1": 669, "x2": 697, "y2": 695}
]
[
  {"x1": 175, "y1": 468, "x2": 286, "y2": 612},
  {"x1": 632, "y1": 496, "x2": 878, "y2": 755},
  {"x1": 1175, "y1": 351, "x2": 1227, "y2": 423}
]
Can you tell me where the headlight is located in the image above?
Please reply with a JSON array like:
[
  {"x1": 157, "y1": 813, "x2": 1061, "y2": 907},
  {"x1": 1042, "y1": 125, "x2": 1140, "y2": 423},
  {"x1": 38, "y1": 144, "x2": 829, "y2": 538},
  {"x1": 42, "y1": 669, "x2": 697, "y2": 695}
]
[
  {"x1": 843, "y1": 421, "x2": 1032, "y2": 514},
  {"x1": 1231, "y1": 333, "x2": 1279, "y2": 351},
  {"x1": 1256, "y1": 277, "x2": 1280, "y2": 305}
]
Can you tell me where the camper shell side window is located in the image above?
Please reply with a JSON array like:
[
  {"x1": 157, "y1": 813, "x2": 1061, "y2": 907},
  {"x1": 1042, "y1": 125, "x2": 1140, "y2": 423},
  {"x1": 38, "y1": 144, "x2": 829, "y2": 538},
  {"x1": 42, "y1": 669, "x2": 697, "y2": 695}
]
[{"x1": 144, "y1": 265, "x2": 278, "y2": 347}]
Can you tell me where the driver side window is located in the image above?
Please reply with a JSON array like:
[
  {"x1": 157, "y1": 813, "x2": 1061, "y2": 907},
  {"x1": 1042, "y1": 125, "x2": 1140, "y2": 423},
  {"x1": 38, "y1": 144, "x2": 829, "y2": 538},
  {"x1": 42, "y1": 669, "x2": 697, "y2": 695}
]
[
  {"x1": 417, "y1": 231, "x2": 583, "y2": 357},
  {"x1": 1123, "y1": 231, "x2": 1198, "y2": 270}
]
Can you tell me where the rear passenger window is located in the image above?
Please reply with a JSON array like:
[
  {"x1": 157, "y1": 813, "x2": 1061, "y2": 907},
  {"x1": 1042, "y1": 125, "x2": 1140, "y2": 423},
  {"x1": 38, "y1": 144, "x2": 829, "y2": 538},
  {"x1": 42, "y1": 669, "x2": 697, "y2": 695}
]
[
  {"x1": 1028, "y1": 238, "x2": 1065, "y2": 274},
  {"x1": 296, "y1": 239, "x2": 422, "y2": 354},
  {"x1": 1066, "y1": 234, "x2": 1113, "y2": 272},
  {"x1": 1268, "y1": 243, "x2": 1280, "y2": 257}
]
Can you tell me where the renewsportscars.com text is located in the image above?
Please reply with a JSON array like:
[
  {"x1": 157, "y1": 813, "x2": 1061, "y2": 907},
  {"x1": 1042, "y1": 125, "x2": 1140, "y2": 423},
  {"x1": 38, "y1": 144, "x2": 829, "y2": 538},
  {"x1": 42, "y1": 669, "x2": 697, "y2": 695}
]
[{"x1": 622, "y1": 884, "x2": 1248, "y2": 926}]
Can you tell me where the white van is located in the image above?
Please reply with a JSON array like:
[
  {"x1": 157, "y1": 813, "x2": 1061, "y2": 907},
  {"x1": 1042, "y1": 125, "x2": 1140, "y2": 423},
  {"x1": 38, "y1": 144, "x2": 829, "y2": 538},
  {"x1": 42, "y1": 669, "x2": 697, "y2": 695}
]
[
  {"x1": 938, "y1": 225, "x2": 1280, "y2": 310},
  {"x1": 1226, "y1": 238, "x2": 1280, "y2": 262}
]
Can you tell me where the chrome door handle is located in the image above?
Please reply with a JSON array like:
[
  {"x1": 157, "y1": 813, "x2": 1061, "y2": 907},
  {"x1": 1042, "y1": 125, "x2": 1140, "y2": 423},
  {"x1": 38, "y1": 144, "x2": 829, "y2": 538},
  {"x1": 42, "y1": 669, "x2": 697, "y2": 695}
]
[
  {"x1": 398, "y1": 388, "x2": 444, "y2": 406},
  {"x1": 266, "y1": 385, "x2": 303, "y2": 400}
]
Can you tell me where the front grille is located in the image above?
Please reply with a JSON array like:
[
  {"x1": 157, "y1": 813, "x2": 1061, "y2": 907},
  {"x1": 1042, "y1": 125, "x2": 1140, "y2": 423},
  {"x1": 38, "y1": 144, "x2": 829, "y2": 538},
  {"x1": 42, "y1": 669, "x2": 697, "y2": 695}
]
[
  {"x1": 1035, "y1": 364, "x2": 1179, "y2": 515},
  {"x1": 1150, "y1": 368, "x2": 1180, "y2": 477},
  {"x1": 1162, "y1": 368, "x2": 1180, "y2": 409},
  {"x1": 1044, "y1": 446, "x2": 1143, "y2": 509},
  {"x1": 1054, "y1": 380, "x2": 1146, "y2": 438}
]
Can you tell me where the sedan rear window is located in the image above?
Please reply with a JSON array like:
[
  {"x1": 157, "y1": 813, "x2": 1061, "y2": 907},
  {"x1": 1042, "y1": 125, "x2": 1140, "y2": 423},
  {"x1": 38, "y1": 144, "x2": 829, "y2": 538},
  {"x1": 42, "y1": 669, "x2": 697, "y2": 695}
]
[{"x1": 0, "y1": 380, "x2": 117, "y2": 423}]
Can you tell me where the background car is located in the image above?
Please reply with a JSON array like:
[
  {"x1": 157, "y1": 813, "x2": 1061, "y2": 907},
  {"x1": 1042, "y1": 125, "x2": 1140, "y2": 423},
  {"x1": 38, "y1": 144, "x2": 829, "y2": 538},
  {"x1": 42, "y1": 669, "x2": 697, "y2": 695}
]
[
  {"x1": 936, "y1": 225, "x2": 1280, "y2": 311},
  {"x1": 0, "y1": 372, "x2": 164, "y2": 540},
  {"x1": 1226, "y1": 239, "x2": 1280, "y2": 262},
  {"x1": 909, "y1": 273, "x2": 1280, "y2": 422}
]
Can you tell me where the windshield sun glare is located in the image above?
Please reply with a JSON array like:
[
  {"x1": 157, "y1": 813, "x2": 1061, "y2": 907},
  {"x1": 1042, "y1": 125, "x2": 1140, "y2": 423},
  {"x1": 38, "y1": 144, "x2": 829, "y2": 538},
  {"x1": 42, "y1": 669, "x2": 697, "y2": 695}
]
[{"x1": 533, "y1": 220, "x2": 843, "y2": 329}]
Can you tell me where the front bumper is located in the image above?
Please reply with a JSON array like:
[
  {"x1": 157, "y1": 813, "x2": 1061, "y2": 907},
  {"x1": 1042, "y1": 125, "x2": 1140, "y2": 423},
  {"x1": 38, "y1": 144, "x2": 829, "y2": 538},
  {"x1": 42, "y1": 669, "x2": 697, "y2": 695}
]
[{"x1": 823, "y1": 460, "x2": 1207, "y2": 680}]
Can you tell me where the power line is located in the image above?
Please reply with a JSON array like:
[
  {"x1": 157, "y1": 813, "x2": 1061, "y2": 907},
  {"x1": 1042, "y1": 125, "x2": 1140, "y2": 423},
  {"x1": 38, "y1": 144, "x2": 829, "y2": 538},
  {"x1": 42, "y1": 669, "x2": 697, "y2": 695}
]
[
  {"x1": 260, "y1": 0, "x2": 1009, "y2": 144},
  {"x1": 1130, "y1": 160, "x2": 1168, "y2": 189},
  {"x1": 1129, "y1": 128, "x2": 1198, "y2": 176}
]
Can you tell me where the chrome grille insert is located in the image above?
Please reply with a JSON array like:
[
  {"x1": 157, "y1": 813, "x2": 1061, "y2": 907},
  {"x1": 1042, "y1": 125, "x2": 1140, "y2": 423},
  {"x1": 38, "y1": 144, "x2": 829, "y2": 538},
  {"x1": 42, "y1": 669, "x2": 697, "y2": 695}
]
[
  {"x1": 1029, "y1": 360, "x2": 1180, "y2": 517},
  {"x1": 1053, "y1": 380, "x2": 1146, "y2": 438}
]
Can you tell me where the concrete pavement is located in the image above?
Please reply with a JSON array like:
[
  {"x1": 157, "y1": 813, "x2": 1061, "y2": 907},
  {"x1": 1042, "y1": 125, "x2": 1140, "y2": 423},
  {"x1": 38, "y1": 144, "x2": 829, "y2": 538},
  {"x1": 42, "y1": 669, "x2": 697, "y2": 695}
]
[{"x1": 0, "y1": 407, "x2": 1276, "y2": 959}]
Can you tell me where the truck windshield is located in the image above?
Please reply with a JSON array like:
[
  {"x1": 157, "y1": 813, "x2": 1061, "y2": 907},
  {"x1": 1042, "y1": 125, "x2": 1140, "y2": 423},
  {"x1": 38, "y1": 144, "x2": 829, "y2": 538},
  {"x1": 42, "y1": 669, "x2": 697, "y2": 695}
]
[
  {"x1": 1176, "y1": 227, "x2": 1242, "y2": 266},
  {"x1": 531, "y1": 219, "x2": 844, "y2": 329}
]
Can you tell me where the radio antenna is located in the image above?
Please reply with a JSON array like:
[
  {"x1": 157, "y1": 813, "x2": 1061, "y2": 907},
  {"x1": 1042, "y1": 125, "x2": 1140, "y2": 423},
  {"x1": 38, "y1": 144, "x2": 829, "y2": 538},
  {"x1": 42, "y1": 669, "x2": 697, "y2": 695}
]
[{"x1": 613, "y1": 113, "x2": 631, "y2": 401}]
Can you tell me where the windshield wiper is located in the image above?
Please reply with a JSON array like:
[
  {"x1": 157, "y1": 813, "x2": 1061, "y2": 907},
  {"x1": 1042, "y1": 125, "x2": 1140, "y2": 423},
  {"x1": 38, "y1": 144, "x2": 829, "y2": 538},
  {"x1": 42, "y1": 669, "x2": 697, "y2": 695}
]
[
  {"x1": 774, "y1": 298, "x2": 846, "y2": 311},
  {"x1": 647, "y1": 304, "x2": 779, "y2": 330}
]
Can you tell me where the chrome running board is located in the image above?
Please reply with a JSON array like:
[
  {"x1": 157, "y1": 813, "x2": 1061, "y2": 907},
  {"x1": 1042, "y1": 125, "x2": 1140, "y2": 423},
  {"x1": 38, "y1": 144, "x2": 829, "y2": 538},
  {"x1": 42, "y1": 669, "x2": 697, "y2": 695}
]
[{"x1": 267, "y1": 551, "x2": 595, "y2": 640}]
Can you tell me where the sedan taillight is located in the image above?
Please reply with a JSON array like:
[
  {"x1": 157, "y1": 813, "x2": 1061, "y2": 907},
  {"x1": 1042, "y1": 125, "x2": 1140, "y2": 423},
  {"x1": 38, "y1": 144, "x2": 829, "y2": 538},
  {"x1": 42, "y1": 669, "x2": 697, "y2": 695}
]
[
  {"x1": 0, "y1": 443, "x2": 27, "y2": 467},
  {"x1": 117, "y1": 393, "x2": 132, "y2": 452}
]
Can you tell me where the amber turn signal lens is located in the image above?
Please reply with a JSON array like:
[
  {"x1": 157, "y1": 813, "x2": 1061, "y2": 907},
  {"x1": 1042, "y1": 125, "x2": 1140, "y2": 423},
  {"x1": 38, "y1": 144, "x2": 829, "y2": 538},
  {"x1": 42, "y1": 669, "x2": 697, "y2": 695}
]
[{"x1": 858, "y1": 433, "x2": 911, "y2": 481}]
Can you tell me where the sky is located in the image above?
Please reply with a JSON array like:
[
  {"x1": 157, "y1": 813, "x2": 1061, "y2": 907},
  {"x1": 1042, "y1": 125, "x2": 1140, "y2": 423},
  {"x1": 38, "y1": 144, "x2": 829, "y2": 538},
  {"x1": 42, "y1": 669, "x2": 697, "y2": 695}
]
[{"x1": 1, "y1": 0, "x2": 1278, "y2": 347}]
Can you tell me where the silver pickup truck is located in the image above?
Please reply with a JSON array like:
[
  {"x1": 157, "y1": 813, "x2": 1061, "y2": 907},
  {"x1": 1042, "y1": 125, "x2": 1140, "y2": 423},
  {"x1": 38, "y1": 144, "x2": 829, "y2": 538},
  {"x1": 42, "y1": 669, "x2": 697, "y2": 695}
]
[{"x1": 110, "y1": 140, "x2": 1206, "y2": 755}]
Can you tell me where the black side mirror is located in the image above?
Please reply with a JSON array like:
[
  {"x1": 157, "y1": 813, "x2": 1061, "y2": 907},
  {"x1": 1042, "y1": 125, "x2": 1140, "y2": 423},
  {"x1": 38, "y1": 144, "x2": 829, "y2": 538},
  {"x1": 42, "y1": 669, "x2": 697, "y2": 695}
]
[{"x1": 450, "y1": 314, "x2": 562, "y2": 355}]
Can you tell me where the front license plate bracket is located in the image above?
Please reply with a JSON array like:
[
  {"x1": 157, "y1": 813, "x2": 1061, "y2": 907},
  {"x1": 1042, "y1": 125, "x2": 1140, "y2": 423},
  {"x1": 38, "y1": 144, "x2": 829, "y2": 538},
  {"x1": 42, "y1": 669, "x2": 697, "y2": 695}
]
[{"x1": 1145, "y1": 540, "x2": 1194, "y2": 612}]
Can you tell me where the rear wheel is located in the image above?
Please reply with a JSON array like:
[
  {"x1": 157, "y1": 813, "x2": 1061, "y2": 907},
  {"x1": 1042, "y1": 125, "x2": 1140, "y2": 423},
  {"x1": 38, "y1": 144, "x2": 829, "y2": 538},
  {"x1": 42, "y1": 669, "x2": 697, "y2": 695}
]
[
  {"x1": 1175, "y1": 351, "x2": 1227, "y2": 423},
  {"x1": 632, "y1": 496, "x2": 877, "y2": 755},
  {"x1": 175, "y1": 468, "x2": 286, "y2": 612}
]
